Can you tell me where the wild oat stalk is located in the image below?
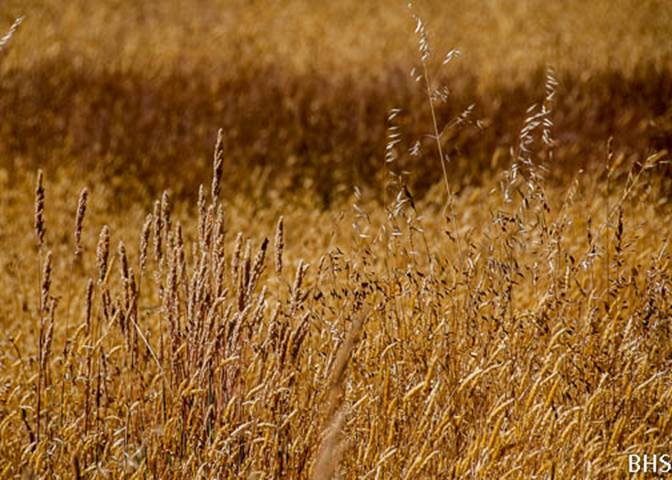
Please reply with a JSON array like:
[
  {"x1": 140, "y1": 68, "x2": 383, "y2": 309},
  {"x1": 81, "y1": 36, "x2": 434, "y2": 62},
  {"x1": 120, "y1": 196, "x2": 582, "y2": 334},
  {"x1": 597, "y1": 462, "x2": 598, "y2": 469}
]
[{"x1": 408, "y1": 2, "x2": 465, "y2": 262}]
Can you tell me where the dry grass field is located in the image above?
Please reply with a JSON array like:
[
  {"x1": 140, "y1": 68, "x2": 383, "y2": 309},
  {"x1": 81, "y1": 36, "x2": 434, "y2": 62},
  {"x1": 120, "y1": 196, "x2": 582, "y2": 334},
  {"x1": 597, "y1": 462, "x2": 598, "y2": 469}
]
[{"x1": 1, "y1": 1, "x2": 671, "y2": 478}]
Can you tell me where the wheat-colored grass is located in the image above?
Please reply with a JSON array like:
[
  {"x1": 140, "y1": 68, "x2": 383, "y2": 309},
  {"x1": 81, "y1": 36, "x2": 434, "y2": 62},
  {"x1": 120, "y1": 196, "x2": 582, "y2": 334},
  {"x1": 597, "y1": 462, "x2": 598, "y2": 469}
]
[{"x1": 1, "y1": 2, "x2": 671, "y2": 479}]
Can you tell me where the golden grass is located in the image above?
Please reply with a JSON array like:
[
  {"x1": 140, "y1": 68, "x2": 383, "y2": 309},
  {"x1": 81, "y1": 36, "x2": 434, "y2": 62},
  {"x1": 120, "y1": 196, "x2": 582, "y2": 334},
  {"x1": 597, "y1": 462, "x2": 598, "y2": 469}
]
[
  {"x1": 1, "y1": 1, "x2": 672, "y2": 478},
  {"x1": 1, "y1": 0, "x2": 671, "y2": 202}
]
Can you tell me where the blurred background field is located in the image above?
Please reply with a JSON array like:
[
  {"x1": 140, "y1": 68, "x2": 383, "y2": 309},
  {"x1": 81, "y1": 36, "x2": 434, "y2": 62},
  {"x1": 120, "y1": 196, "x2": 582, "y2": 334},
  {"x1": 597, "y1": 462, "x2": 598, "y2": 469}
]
[{"x1": 1, "y1": 0, "x2": 671, "y2": 203}]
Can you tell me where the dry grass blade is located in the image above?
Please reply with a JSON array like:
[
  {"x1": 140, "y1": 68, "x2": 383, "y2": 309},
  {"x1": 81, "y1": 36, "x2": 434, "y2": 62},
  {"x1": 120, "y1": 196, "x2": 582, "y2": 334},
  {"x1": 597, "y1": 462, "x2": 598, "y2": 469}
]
[
  {"x1": 312, "y1": 409, "x2": 348, "y2": 480},
  {"x1": 312, "y1": 308, "x2": 369, "y2": 480}
]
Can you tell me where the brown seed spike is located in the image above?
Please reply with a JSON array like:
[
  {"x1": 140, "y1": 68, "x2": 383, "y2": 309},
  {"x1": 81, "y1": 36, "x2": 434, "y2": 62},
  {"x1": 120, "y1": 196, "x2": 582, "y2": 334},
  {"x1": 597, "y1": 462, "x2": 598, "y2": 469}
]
[
  {"x1": 96, "y1": 226, "x2": 110, "y2": 285},
  {"x1": 34, "y1": 169, "x2": 45, "y2": 248},
  {"x1": 118, "y1": 241, "x2": 129, "y2": 284},
  {"x1": 41, "y1": 301, "x2": 56, "y2": 372},
  {"x1": 84, "y1": 279, "x2": 94, "y2": 335},
  {"x1": 211, "y1": 128, "x2": 224, "y2": 203},
  {"x1": 161, "y1": 191, "x2": 172, "y2": 234},
  {"x1": 41, "y1": 251, "x2": 52, "y2": 314},
  {"x1": 74, "y1": 188, "x2": 88, "y2": 256},
  {"x1": 274, "y1": 216, "x2": 284, "y2": 275},
  {"x1": 247, "y1": 238, "x2": 269, "y2": 298},
  {"x1": 231, "y1": 232, "x2": 243, "y2": 282},
  {"x1": 197, "y1": 184, "x2": 207, "y2": 244},
  {"x1": 152, "y1": 200, "x2": 163, "y2": 263},
  {"x1": 139, "y1": 213, "x2": 152, "y2": 273}
]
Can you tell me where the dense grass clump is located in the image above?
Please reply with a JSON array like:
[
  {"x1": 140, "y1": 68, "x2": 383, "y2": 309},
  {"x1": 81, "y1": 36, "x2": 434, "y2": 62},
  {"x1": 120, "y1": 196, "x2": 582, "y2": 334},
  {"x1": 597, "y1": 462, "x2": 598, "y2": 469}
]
[{"x1": 1, "y1": 1, "x2": 671, "y2": 478}]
